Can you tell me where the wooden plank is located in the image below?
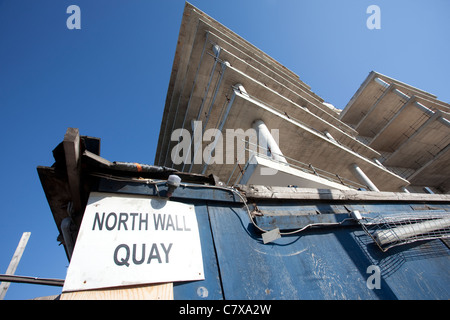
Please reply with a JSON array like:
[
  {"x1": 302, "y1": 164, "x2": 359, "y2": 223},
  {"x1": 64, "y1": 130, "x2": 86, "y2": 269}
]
[
  {"x1": 0, "y1": 232, "x2": 31, "y2": 299},
  {"x1": 63, "y1": 127, "x2": 82, "y2": 216},
  {"x1": 60, "y1": 282, "x2": 173, "y2": 300},
  {"x1": 238, "y1": 185, "x2": 450, "y2": 203},
  {"x1": 37, "y1": 166, "x2": 72, "y2": 229}
]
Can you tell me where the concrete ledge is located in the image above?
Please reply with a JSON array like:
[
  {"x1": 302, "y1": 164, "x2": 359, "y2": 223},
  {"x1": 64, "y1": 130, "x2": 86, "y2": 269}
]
[
  {"x1": 238, "y1": 184, "x2": 450, "y2": 202},
  {"x1": 239, "y1": 155, "x2": 351, "y2": 190}
]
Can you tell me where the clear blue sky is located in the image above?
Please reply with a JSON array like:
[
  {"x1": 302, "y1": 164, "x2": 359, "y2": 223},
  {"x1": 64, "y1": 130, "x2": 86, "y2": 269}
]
[{"x1": 0, "y1": 0, "x2": 448, "y2": 299}]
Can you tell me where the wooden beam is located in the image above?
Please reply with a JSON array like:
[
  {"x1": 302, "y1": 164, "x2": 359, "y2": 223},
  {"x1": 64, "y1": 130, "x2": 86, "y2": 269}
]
[
  {"x1": 63, "y1": 128, "x2": 82, "y2": 216},
  {"x1": 0, "y1": 232, "x2": 31, "y2": 299},
  {"x1": 60, "y1": 282, "x2": 173, "y2": 300},
  {"x1": 238, "y1": 185, "x2": 450, "y2": 202}
]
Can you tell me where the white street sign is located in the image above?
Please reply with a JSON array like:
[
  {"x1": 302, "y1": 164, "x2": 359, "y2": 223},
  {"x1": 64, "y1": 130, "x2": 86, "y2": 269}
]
[{"x1": 63, "y1": 192, "x2": 204, "y2": 292}]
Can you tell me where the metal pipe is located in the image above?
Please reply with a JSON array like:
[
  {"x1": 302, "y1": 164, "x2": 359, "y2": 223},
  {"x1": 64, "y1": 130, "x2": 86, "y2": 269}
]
[
  {"x1": 183, "y1": 44, "x2": 222, "y2": 171},
  {"x1": 164, "y1": 31, "x2": 210, "y2": 167},
  {"x1": 0, "y1": 274, "x2": 64, "y2": 287},
  {"x1": 112, "y1": 162, "x2": 176, "y2": 173},
  {"x1": 374, "y1": 217, "x2": 450, "y2": 246},
  {"x1": 203, "y1": 61, "x2": 230, "y2": 132},
  {"x1": 201, "y1": 88, "x2": 237, "y2": 174},
  {"x1": 194, "y1": 44, "x2": 221, "y2": 122},
  {"x1": 350, "y1": 163, "x2": 380, "y2": 192},
  {"x1": 189, "y1": 60, "x2": 230, "y2": 172}
]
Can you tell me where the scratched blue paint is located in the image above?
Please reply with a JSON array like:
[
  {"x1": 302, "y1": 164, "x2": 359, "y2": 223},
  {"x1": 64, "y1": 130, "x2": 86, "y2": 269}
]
[
  {"x1": 208, "y1": 205, "x2": 385, "y2": 299},
  {"x1": 95, "y1": 179, "x2": 450, "y2": 299},
  {"x1": 207, "y1": 204, "x2": 449, "y2": 299},
  {"x1": 172, "y1": 202, "x2": 223, "y2": 300}
]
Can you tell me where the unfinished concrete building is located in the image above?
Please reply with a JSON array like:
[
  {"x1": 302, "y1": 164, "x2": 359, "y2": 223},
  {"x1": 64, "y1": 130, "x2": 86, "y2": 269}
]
[
  {"x1": 155, "y1": 3, "x2": 449, "y2": 194},
  {"x1": 36, "y1": 2, "x2": 450, "y2": 300},
  {"x1": 340, "y1": 71, "x2": 450, "y2": 194}
]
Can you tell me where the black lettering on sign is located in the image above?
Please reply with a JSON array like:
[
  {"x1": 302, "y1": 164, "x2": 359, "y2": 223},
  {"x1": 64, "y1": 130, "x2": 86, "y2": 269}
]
[
  {"x1": 130, "y1": 213, "x2": 138, "y2": 229},
  {"x1": 93, "y1": 212, "x2": 105, "y2": 230},
  {"x1": 132, "y1": 243, "x2": 145, "y2": 265},
  {"x1": 153, "y1": 214, "x2": 191, "y2": 231},
  {"x1": 106, "y1": 212, "x2": 117, "y2": 230},
  {"x1": 93, "y1": 212, "x2": 151, "y2": 231},
  {"x1": 147, "y1": 243, "x2": 161, "y2": 264},
  {"x1": 118, "y1": 213, "x2": 128, "y2": 230},
  {"x1": 161, "y1": 243, "x2": 173, "y2": 263},
  {"x1": 113, "y1": 244, "x2": 130, "y2": 267},
  {"x1": 113, "y1": 243, "x2": 173, "y2": 267},
  {"x1": 184, "y1": 215, "x2": 191, "y2": 231},
  {"x1": 94, "y1": 212, "x2": 191, "y2": 232},
  {"x1": 140, "y1": 213, "x2": 148, "y2": 230}
]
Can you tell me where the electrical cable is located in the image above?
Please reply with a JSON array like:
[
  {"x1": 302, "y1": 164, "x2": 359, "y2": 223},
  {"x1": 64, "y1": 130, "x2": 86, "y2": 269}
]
[
  {"x1": 178, "y1": 181, "x2": 354, "y2": 236},
  {"x1": 90, "y1": 172, "x2": 354, "y2": 238}
]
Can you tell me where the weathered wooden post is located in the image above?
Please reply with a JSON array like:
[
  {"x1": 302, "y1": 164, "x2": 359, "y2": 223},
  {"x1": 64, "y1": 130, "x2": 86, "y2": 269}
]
[{"x1": 0, "y1": 232, "x2": 31, "y2": 299}]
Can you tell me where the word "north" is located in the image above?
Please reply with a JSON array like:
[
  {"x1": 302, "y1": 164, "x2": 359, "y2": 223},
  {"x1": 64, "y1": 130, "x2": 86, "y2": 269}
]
[{"x1": 92, "y1": 212, "x2": 191, "y2": 232}]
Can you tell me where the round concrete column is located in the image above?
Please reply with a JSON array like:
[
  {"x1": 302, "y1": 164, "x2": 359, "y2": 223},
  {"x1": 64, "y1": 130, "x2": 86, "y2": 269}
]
[
  {"x1": 350, "y1": 163, "x2": 380, "y2": 192},
  {"x1": 324, "y1": 130, "x2": 337, "y2": 143},
  {"x1": 252, "y1": 119, "x2": 287, "y2": 164}
]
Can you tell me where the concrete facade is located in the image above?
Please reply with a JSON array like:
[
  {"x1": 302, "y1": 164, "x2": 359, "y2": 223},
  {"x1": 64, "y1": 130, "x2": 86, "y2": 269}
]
[
  {"x1": 155, "y1": 3, "x2": 448, "y2": 194},
  {"x1": 341, "y1": 71, "x2": 450, "y2": 194}
]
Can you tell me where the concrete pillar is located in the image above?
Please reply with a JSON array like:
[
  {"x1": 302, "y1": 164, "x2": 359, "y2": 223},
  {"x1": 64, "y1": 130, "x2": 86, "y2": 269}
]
[
  {"x1": 235, "y1": 83, "x2": 249, "y2": 97},
  {"x1": 350, "y1": 163, "x2": 380, "y2": 192},
  {"x1": 252, "y1": 119, "x2": 288, "y2": 164},
  {"x1": 374, "y1": 77, "x2": 390, "y2": 88},
  {"x1": 372, "y1": 158, "x2": 385, "y2": 168},
  {"x1": 423, "y1": 187, "x2": 434, "y2": 194},
  {"x1": 324, "y1": 130, "x2": 337, "y2": 143}
]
